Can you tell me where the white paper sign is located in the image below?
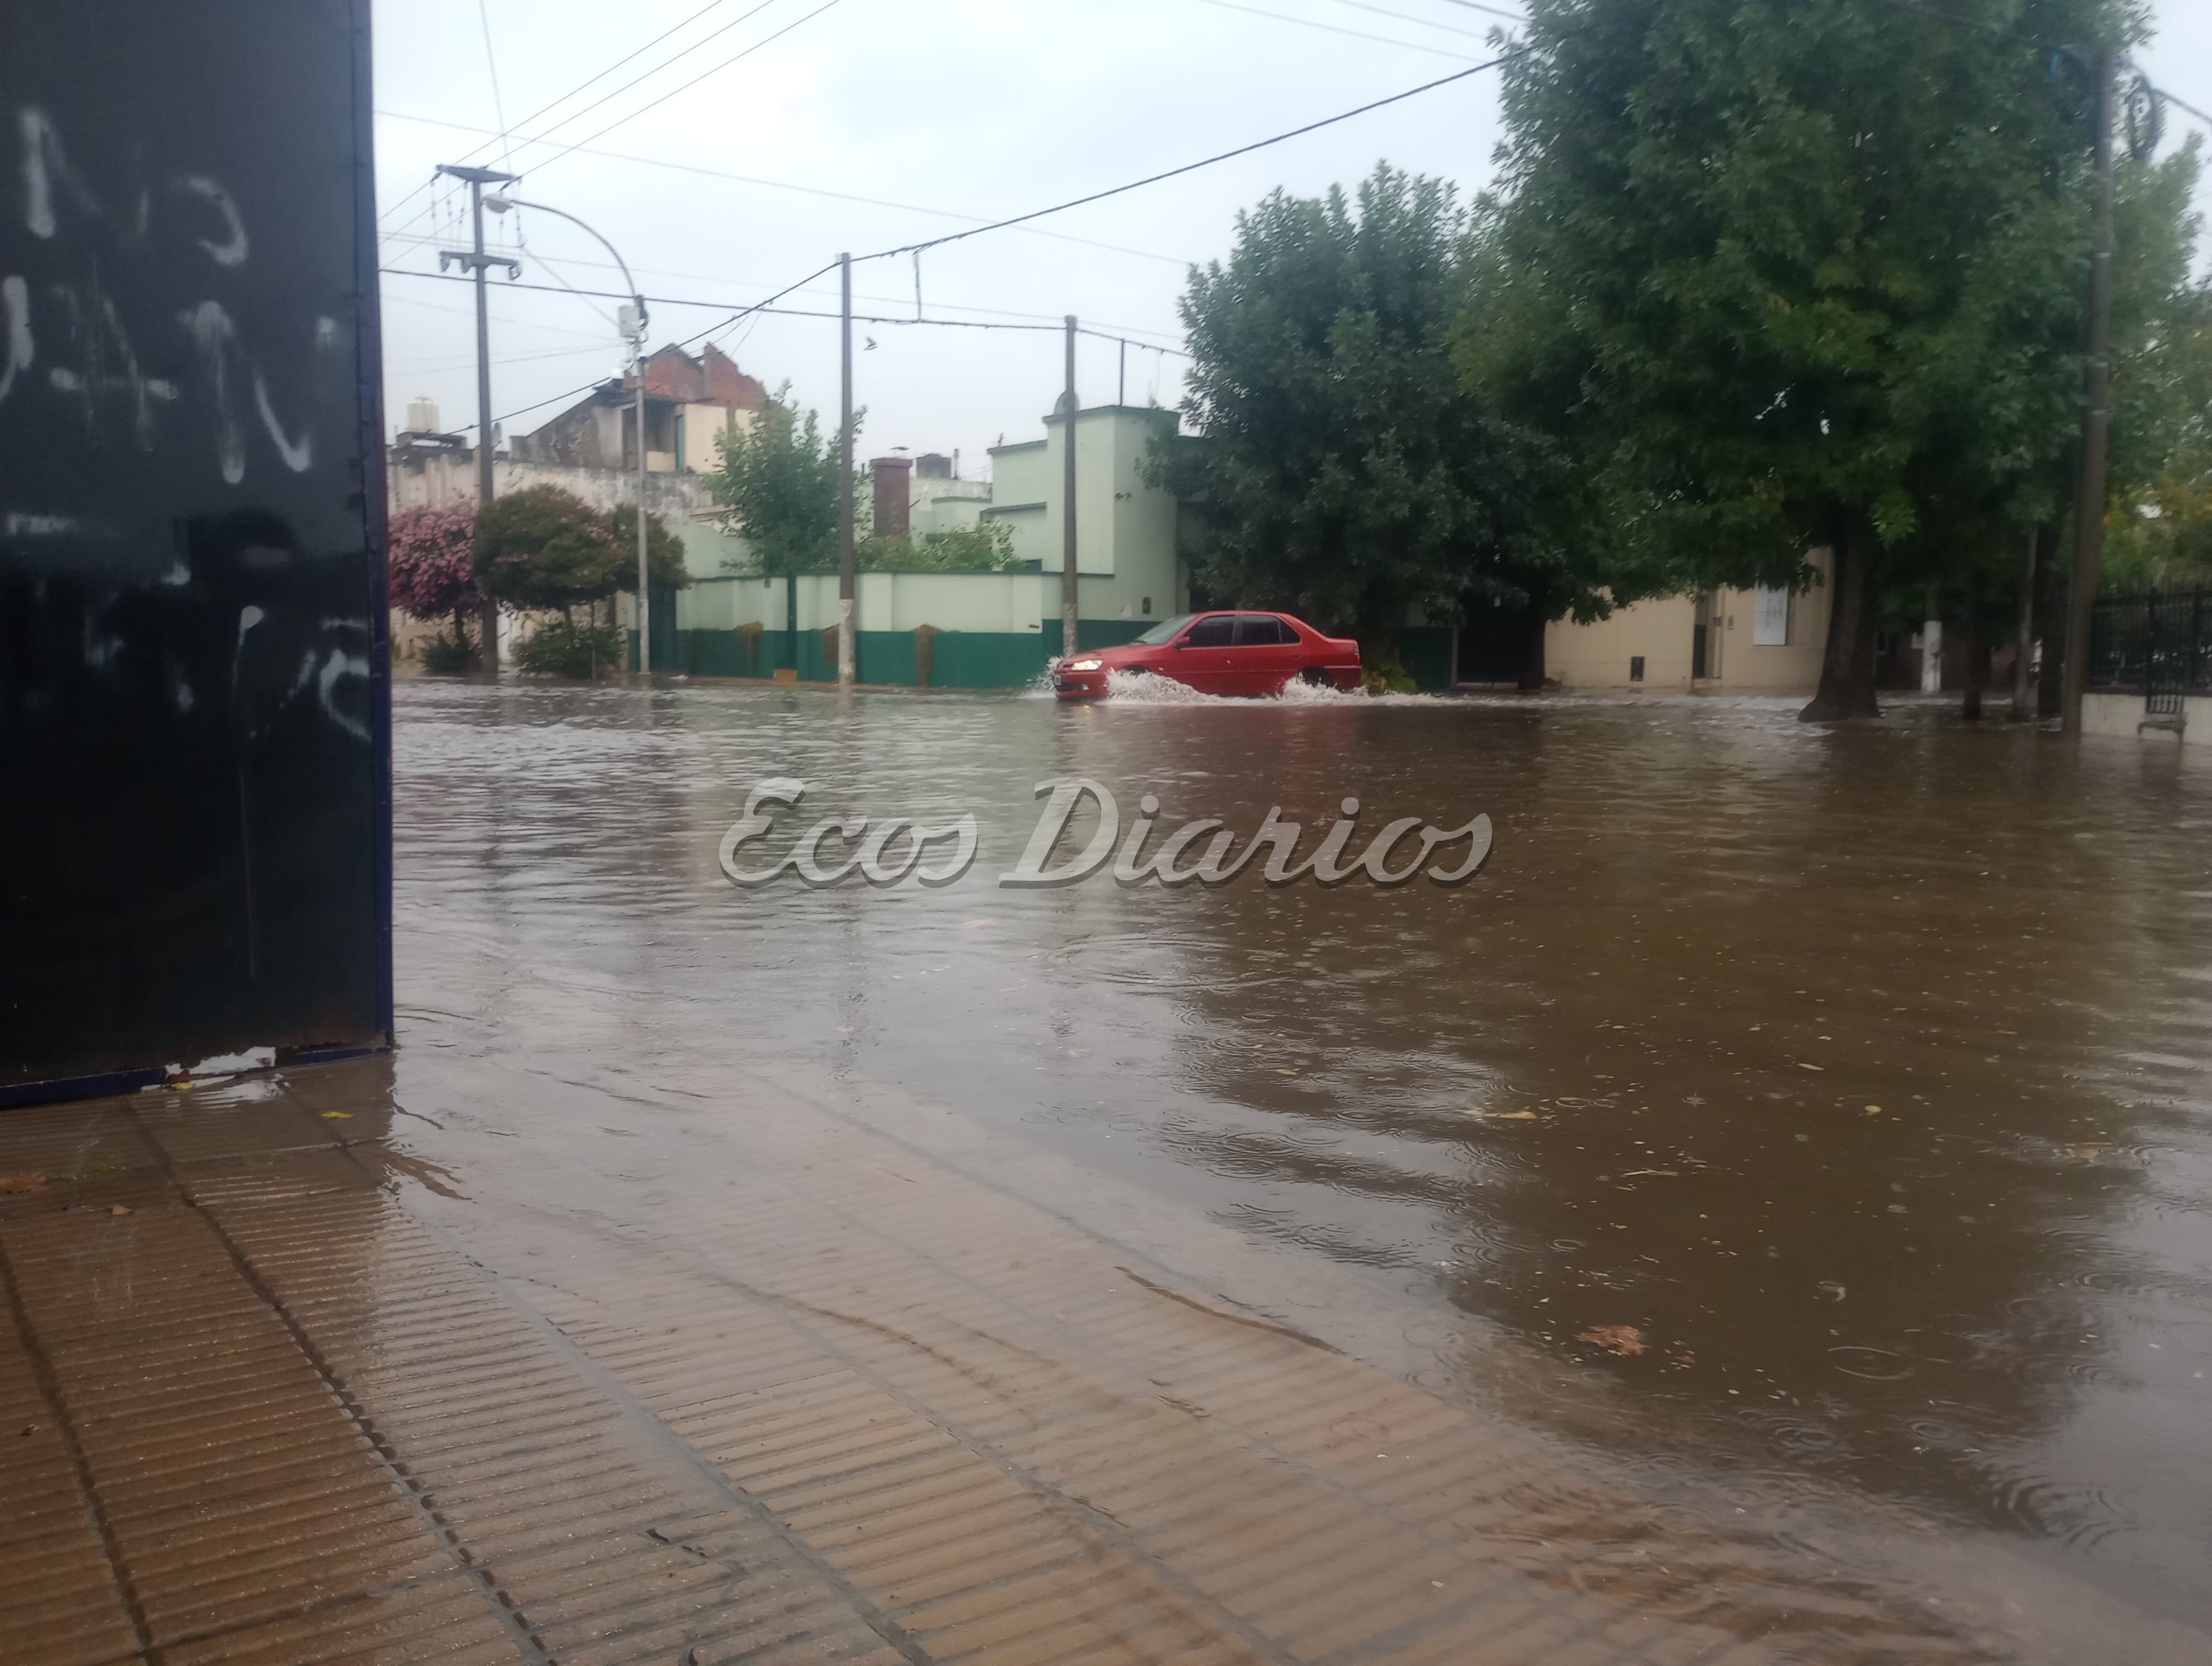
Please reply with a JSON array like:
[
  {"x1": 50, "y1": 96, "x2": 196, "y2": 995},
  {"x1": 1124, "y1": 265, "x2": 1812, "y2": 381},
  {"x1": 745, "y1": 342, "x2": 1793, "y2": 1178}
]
[{"x1": 1753, "y1": 586, "x2": 1790, "y2": 646}]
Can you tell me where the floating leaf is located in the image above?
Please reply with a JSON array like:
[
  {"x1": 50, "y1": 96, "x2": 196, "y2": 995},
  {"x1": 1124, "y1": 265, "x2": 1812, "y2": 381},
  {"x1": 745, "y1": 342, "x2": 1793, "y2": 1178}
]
[
  {"x1": 1577, "y1": 1324, "x2": 1647, "y2": 1356},
  {"x1": 0, "y1": 1172, "x2": 46, "y2": 1194}
]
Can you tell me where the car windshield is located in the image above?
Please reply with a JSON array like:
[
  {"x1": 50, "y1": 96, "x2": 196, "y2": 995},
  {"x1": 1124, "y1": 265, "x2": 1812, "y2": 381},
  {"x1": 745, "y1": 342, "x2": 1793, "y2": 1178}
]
[{"x1": 1131, "y1": 613, "x2": 1194, "y2": 645}]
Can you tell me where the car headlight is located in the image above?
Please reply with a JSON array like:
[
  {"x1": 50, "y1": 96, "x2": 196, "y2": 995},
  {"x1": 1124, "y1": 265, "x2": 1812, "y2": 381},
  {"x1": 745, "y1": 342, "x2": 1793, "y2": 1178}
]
[{"x1": 1066, "y1": 658, "x2": 1104, "y2": 672}]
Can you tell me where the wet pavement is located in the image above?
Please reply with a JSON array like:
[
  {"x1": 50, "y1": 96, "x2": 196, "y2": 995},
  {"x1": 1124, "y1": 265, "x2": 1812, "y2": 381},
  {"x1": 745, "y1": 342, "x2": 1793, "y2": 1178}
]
[{"x1": 5, "y1": 678, "x2": 2210, "y2": 1663}]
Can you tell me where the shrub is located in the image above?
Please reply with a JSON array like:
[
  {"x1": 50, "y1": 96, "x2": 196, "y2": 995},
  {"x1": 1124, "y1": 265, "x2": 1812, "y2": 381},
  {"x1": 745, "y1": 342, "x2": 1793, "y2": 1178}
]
[{"x1": 515, "y1": 617, "x2": 623, "y2": 680}]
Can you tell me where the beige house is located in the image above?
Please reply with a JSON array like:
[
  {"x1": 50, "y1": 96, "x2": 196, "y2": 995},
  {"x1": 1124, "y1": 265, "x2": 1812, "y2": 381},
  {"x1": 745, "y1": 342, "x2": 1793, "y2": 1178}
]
[{"x1": 1544, "y1": 549, "x2": 1834, "y2": 692}]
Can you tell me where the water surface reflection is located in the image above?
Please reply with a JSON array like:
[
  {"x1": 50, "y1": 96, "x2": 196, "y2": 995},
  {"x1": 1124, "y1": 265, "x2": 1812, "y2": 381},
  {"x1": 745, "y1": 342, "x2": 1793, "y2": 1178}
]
[{"x1": 393, "y1": 680, "x2": 2212, "y2": 1642}]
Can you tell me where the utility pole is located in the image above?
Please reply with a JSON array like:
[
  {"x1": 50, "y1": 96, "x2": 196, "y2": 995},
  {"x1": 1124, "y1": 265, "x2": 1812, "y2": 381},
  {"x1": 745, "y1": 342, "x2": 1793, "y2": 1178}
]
[
  {"x1": 838, "y1": 253, "x2": 856, "y2": 687},
  {"x1": 2062, "y1": 48, "x2": 2118, "y2": 736},
  {"x1": 436, "y1": 164, "x2": 518, "y2": 677},
  {"x1": 2013, "y1": 528, "x2": 2038, "y2": 719},
  {"x1": 1118, "y1": 337, "x2": 1126, "y2": 407},
  {"x1": 479, "y1": 191, "x2": 647, "y2": 676},
  {"x1": 1061, "y1": 316, "x2": 1079, "y2": 667},
  {"x1": 632, "y1": 313, "x2": 649, "y2": 674}
]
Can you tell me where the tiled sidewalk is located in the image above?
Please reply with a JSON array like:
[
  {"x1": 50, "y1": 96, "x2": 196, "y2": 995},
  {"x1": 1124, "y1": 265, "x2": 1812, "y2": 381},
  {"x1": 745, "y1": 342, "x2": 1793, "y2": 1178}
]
[{"x1": 0, "y1": 1062, "x2": 2007, "y2": 1665}]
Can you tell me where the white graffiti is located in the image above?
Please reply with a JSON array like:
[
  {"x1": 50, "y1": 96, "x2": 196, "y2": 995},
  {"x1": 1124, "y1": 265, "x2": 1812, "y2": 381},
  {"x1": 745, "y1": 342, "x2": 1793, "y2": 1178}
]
[
  {"x1": 48, "y1": 282, "x2": 178, "y2": 448},
  {"x1": 0, "y1": 275, "x2": 29, "y2": 401},
  {"x1": 172, "y1": 175, "x2": 247, "y2": 266},
  {"x1": 176, "y1": 301, "x2": 311, "y2": 482},
  {"x1": 8, "y1": 107, "x2": 314, "y2": 482}
]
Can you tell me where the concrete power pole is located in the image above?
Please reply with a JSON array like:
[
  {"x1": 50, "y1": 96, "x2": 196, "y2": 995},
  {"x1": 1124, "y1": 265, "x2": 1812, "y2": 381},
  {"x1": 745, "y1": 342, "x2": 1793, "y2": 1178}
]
[
  {"x1": 1060, "y1": 316, "x2": 1079, "y2": 667},
  {"x1": 838, "y1": 253, "x2": 856, "y2": 687},
  {"x1": 2062, "y1": 48, "x2": 2118, "y2": 737},
  {"x1": 436, "y1": 164, "x2": 518, "y2": 677}
]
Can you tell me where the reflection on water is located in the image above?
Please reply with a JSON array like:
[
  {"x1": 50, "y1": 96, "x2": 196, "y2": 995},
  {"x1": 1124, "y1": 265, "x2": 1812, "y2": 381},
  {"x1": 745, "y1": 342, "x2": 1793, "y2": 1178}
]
[{"x1": 393, "y1": 679, "x2": 2212, "y2": 1644}]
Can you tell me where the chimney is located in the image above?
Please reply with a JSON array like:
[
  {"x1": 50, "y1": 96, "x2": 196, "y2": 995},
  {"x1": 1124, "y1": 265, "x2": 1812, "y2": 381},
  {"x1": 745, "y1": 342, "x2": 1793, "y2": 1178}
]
[{"x1": 870, "y1": 456, "x2": 912, "y2": 541}]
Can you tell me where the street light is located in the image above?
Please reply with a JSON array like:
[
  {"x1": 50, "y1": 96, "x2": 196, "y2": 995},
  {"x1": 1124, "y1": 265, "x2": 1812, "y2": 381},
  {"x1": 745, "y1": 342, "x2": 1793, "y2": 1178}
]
[{"x1": 484, "y1": 194, "x2": 654, "y2": 674}]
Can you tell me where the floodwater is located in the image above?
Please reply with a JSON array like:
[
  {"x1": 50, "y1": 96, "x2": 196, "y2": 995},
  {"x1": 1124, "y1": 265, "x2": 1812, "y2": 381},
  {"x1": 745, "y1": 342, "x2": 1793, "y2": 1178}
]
[{"x1": 391, "y1": 676, "x2": 2212, "y2": 1658}]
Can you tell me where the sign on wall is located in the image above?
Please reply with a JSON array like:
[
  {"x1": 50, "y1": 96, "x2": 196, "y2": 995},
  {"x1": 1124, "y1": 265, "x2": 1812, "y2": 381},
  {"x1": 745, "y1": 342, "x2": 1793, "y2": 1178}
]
[
  {"x1": 1753, "y1": 586, "x2": 1791, "y2": 648},
  {"x1": 0, "y1": 1, "x2": 390, "y2": 1097}
]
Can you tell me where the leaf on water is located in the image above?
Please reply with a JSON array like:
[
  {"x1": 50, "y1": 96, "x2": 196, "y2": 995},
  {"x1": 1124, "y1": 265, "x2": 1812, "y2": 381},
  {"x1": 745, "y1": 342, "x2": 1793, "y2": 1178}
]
[
  {"x1": 0, "y1": 1172, "x2": 47, "y2": 1194},
  {"x1": 1468, "y1": 1108, "x2": 1540, "y2": 1119},
  {"x1": 1818, "y1": 1281, "x2": 1847, "y2": 1300},
  {"x1": 320, "y1": 1111, "x2": 352, "y2": 1120},
  {"x1": 1577, "y1": 1324, "x2": 1647, "y2": 1356},
  {"x1": 108, "y1": 1204, "x2": 133, "y2": 1217},
  {"x1": 1797, "y1": 1062, "x2": 1825, "y2": 1073}
]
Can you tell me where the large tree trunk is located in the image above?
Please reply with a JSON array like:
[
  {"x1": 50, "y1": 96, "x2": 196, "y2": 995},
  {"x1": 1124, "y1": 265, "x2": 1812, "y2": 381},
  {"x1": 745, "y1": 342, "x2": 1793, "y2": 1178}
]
[
  {"x1": 1962, "y1": 575, "x2": 1986, "y2": 722},
  {"x1": 1516, "y1": 606, "x2": 1547, "y2": 692},
  {"x1": 1799, "y1": 515, "x2": 1880, "y2": 721},
  {"x1": 2034, "y1": 521, "x2": 2065, "y2": 718}
]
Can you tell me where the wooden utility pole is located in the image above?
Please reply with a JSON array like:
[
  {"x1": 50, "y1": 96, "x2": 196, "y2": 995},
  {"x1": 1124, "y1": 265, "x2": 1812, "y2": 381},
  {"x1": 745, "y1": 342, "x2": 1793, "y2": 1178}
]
[
  {"x1": 435, "y1": 163, "x2": 517, "y2": 676},
  {"x1": 837, "y1": 253, "x2": 856, "y2": 687},
  {"x1": 1060, "y1": 316, "x2": 1079, "y2": 665},
  {"x1": 2012, "y1": 527, "x2": 2038, "y2": 719},
  {"x1": 2062, "y1": 48, "x2": 2117, "y2": 736}
]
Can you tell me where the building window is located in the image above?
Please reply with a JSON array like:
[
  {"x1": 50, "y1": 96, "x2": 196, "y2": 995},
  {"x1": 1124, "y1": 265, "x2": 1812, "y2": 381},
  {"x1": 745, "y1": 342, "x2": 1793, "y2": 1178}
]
[
  {"x1": 1629, "y1": 655, "x2": 1645, "y2": 682},
  {"x1": 1753, "y1": 586, "x2": 1791, "y2": 646}
]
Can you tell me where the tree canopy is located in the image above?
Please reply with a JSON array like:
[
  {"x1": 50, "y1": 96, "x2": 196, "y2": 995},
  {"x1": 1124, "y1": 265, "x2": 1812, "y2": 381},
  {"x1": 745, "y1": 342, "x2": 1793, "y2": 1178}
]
[
  {"x1": 1482, "y1": 0, "x2": 2147, "y2": 716},
  {"x1": 387, "y1": 504, "x2": 483, "y2": 629},
  {"x1": 473, "y1": 485, "x2": 687, "y2": 614},
  {"x1": 1150, "y1": 164, "x2": 1613, "y2": 649},
  {"x1": 707, "y1": 393, "x2": 847, "y2": 575}
]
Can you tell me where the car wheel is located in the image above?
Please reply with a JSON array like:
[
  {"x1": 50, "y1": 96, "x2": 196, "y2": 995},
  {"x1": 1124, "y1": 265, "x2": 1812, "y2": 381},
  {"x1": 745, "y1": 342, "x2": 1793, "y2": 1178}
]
[{"x1": 1298, "y1": 667, "x2": 1332, "y2": 688}]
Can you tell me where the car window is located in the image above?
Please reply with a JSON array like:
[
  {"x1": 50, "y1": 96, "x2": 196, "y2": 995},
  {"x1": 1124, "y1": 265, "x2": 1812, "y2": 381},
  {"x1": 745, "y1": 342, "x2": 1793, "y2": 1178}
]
[
  {"x1": 1134, "y1": 613, "x2": 1193, "y2": 646},
  {"x1": 1184, "y1": 615, "x2": 1236, "y2": 648},
  {"x1": 1236, "y1": 614, "x2": 1290, "y2": 646}
]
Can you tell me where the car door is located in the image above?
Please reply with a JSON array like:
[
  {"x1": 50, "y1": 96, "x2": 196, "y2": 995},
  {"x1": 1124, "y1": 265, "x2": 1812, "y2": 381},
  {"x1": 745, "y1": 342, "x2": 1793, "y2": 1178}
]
[
  {"x1": 1171, "y1": 613, "x2": 1237, "y2": 693},
  {"x1": 1233, "y1": 613, "x2": 1300, "y2": 694}
]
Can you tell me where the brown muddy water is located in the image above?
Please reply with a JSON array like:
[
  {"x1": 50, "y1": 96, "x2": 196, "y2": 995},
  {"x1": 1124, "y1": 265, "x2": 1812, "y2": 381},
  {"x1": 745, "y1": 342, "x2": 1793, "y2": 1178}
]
[{"x1": 391, "y1": 677, "x2": 2212, "y2": 1655}]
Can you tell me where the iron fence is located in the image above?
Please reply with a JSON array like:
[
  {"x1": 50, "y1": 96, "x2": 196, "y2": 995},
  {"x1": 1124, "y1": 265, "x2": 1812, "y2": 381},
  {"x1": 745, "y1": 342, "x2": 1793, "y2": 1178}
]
[{"x1": 2089, "y1": 591, "x2": 2211, "y2": 716}]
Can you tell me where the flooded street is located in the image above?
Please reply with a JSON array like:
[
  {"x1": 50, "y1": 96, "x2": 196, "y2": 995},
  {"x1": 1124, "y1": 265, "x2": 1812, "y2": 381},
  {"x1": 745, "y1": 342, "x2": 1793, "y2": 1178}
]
[{"x1": 378, "y1": 677, "x2": 2212, "y2": 1658}]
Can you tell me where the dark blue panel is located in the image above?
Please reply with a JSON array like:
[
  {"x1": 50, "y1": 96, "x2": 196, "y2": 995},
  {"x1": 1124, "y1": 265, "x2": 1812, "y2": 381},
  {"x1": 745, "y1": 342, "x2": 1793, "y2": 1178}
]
[{"x1": 0, "y1": 1, "x2": 391, "y2": 1093}]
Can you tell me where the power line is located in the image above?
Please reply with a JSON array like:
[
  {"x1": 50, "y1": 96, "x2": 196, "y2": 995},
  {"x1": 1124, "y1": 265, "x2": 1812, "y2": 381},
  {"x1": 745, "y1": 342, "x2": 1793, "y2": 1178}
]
[
  {"x1": 381, "y1": 266, "x2": 1186, "y2": 348},
  {"x1": 473, "y1": 0, "x2": 516, "y2": 175},
  {"x1": 1198, "y1": 0, "x2": 1488, "y2": 62},
  {"x1": 523, "y1": 0, "x2": 846, "y2": 181},
  {"x1": 374, "y1": 110, "x2": 1194, "y2": 266},
  {"x1": 859, "y1": 45, "x2": 1526, "y2": 264},
  {"x1": 1431, "y1": 0, "x2": 1527, "y2": 20},
  {"x1": 1328, "y1": 0, "x2": 1507, "y2": 44},
  {"x1": 380, "y1": 0, "x2": 782, "y2": 232},
  {"x1": 380, "y1": 245, "x2": 1189, "y2": 342}
]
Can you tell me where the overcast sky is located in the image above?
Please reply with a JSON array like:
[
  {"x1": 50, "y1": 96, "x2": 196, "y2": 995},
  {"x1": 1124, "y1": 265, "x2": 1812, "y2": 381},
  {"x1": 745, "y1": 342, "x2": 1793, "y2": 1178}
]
[{"x1": 372, "y1": 0, "x2": 2212, "y2": 482}]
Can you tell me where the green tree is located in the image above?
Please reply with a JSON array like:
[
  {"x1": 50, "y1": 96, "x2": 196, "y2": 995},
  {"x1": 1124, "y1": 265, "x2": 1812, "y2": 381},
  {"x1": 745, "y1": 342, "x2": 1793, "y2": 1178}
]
[
  {"x1": 1488, "y1": 0, "x2": 2142, "y2": 719},
  {"x1": 474, "y1": 485, "x2": 626, "y2": 612},
  {"x1": 706, "y1": 392, "x2": 850, "y2": 575},
  {"x1": 859, "y1": 522, "x2": 1020, "y2": 573},
  {"x1": 474, "y1": 485, "x2": 687, "y2": 621},
  {"x1": 1149, "y1": 164, "x2": 1612, "y2": 659}
]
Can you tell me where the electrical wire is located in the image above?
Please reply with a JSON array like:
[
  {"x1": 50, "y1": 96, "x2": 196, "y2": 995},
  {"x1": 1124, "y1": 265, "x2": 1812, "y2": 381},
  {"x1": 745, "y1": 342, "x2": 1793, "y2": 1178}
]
[
  {"x1": 381, "y1": 266, "x2": 1186, "y2": 347},
  {"x1": 857, "y1": 45, "x2": 1526, "y2": 264},
  {"x1": 523, "y1": 0, "x2": 846, "y2": 181},
  {"x1": 374, "y1": 110, "x2": 1193, "y2": 266},
  {"x1": 381, "y1": 252, "x2": 1188, "y2": 343},
  {"x1": 378, "y1": 0, "x2": 779, "y2": 231},
  {"x1": 1197, "y1": 0, "x2": 1488, "y2": 62},
  {"x1": 1328, "y1": 0, "x2": 1507, "y2": 44},
  {"x1": 474, "y1": 0, "x2": 517, "y2": 175}
]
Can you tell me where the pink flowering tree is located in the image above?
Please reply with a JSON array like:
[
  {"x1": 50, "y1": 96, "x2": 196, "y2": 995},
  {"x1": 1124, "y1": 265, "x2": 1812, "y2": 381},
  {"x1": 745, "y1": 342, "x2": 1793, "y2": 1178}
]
[{"x1": 386, "y1": 504, "x2": 485, "y2": 663}]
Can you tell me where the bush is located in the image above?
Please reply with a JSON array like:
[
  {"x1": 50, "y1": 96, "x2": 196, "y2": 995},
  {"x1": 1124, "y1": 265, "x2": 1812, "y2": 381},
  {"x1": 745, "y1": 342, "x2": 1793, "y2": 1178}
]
[
  {"x1": 515, "y1": 617, "x2": 623, "y2": 680},
  {"x1": 421, "y1": 630, "x2": 478, "y2": 675}
]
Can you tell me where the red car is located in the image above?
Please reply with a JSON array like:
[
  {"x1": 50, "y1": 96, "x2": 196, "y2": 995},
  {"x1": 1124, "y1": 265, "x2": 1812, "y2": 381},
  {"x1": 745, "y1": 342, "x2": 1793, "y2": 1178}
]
[{"x1": 1052, "y1": 610, "x2": 1362, "y2": 700}]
